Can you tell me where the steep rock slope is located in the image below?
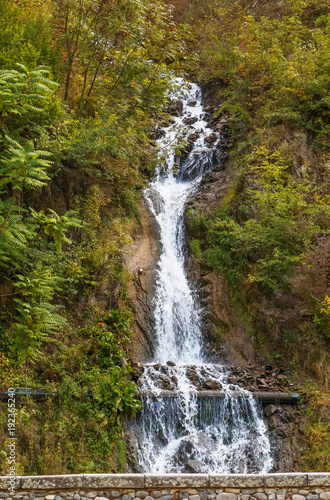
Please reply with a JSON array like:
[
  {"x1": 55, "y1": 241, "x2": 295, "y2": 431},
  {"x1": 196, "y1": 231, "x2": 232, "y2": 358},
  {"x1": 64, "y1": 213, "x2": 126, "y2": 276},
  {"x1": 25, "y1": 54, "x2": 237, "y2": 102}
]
[{"x1": 124, "y1": 200, "x2": 161, "y2": 362}]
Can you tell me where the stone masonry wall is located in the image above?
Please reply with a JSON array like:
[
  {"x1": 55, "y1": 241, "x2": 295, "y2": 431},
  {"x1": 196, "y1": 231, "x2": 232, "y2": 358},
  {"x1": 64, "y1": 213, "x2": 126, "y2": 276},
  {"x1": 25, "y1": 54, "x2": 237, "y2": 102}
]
[{"x1": 1, "y1": 474, "x2": 330, "y2": 500}]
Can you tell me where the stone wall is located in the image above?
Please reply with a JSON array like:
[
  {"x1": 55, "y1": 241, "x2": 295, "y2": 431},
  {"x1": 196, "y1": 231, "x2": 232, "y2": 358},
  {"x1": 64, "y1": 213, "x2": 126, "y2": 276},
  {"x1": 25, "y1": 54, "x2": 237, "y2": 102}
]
[{"x1": 2, "y1": 474, "x2": 330, "y2": 500}]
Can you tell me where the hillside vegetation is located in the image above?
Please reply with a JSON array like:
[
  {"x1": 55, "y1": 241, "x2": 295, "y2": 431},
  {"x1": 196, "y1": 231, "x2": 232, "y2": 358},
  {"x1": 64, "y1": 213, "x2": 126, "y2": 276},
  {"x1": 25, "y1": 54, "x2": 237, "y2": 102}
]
[
  {"x1": 175, "y1": 0, "x2": 330, "y2": 470},
  {"x1": 0, "y1": 0, "x2": 186, "y2": 474},
  {"x1": 0, "y1": 0, "x2": 329, "y2": 474}
]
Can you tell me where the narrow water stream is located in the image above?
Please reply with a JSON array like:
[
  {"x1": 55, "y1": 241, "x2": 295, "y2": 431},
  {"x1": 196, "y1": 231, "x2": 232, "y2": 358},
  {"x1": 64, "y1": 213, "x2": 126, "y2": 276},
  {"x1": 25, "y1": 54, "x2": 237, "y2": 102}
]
[{"x1": 133, "y1": 80, "x2": 273, "y2": 474}]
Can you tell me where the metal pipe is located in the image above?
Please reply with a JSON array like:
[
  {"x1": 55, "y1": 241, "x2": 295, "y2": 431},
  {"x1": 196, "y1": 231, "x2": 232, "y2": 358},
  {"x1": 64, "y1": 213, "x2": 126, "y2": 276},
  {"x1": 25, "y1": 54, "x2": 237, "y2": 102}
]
[{"x1": 138, "y1": 390, "x2": 299, "y2": 404}]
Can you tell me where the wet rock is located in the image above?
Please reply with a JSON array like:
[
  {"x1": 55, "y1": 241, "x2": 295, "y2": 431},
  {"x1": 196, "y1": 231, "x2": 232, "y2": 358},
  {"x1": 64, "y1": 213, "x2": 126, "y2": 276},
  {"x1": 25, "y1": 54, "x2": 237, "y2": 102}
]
[
  {"x1": 186, "y1": 368, "x2": 201, "y2": 384},
  {"x1": 205, "y1": 133, "x2": 218, "y2": 143},
  {"x1": 158, "y1": 374, "x2": 174, "y2": 390},
  {"x1": 179, "y1": 132, "x2": 201, "y2": 160},
  {"x1": 183, "y1": 117, "x2": 198, "y2": 125},
  {"x1": 222, "y1": 140, "x2": 234, "y2": 148},
  {"x1": 178, "y1": 431, "x2": 217, "y2": 466},
  {"x1": 187, "y1": 132, "x2": 201, "y2": 143},
  {"x1": 124, "y1": 426, "x2": 142, "y2": 472},
  {"x1": 167, "y1": 100, "x2": 183, "y2": 116},
  {"x1": 203, "y1": 378, "x2": 222, "y2": 390},
  {"x1": 203, "y1": 105, "x2": 213, "y2": 113},
  {"x1": 188, "y1": 99, "x2": 197, "y2": 107},
  {"x1": 186, "y1": 460, "x2": 203, "y2": 473},
  {"x1": 167, "y1": 361, "x2": 176, "y2": 366},
  {"x1": 194, "y1": 148, "x2": 215, "y2": 156},
  {"x1": 264, "y1": 404, "x2": 279, "y2": 417}
]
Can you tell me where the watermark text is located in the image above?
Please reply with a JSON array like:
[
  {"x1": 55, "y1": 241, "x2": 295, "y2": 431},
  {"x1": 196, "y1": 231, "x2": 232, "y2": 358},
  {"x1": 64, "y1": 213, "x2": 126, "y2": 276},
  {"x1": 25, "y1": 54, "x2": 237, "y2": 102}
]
[{"x1": 7, "y1": 388, "x2": 17, "y2": 493}]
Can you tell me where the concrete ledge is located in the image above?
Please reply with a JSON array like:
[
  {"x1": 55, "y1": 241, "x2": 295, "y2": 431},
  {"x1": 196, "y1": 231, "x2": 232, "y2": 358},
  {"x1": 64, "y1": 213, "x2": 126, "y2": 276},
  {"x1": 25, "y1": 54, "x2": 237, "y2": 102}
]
[
  {"x1": 308, "y1": 474, "x2": 330, "y2": 486},
  {"x1": 145, "y1": 474, "x2": 209, "y2": 488},
  {"x1": 264, "y1": 474, "x2": 308, "y2": 487},
  {"x1": 83, "y1": 474, "x2": 145, "y2": 489},
  {"x1": 20, "y1": 475, "x2": 84, "y2": 489},
  {"x1": 0, "y1": 474, "x2": 330, "y2": 491},
  {"x1": 0, "y1": 476, "x2": 20, "y2": 489},
  {"x1": 209, "y1": 475, "x2": 264, "y2": 488}
]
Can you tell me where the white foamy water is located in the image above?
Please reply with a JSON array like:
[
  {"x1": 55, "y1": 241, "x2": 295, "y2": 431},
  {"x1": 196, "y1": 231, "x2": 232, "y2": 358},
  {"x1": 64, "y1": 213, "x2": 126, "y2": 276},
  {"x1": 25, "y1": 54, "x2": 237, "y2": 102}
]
[
  {"x1": 144, "y1": 80, "x2": 213, "y2": 364},
  {"x1": 134, "y1": 79, "x2": 273, "y2": 474}
]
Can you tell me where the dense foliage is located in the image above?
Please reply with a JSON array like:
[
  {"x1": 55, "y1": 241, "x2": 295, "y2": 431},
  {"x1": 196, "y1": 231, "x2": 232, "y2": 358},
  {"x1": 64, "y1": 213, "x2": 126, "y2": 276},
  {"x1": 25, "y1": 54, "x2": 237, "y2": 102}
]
[
  {"x1": 178, "y1": 0, "x2": 330, "y2": 470},
  {"x1": 0, "y1": 0, "x2": 186, "y2": 474},
  {"x1": 182, "y1": 0, "x2": 330, "y2": 378},
  {"x1": 1, "y1": 0, "x2": 330, "y2": 474}
]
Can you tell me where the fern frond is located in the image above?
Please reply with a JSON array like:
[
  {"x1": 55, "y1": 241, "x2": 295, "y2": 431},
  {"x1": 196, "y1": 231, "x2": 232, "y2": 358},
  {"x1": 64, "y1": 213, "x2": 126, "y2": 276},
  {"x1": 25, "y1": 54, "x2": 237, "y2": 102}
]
[{"x1": 14, "y1": 63, "x2": 29, "y2": 73}]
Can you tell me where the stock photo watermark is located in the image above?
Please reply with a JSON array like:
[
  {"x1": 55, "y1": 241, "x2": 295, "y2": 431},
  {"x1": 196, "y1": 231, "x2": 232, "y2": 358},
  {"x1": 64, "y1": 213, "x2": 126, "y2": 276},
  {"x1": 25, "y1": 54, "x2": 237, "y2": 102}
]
[{"x1": 7, "y1": 388, "x2": 17, "y2": 492}]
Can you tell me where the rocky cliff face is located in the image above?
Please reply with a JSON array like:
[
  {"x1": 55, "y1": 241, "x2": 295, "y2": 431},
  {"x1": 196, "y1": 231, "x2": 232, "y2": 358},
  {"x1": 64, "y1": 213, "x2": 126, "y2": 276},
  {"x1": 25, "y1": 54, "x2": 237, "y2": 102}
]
[
  {"x1": 124, "y1": 199, "x2": 161, "y2": 363},
  {"x1": 184, "y1": 108, "x2": 259, "y2": 367},
  {"x1": 264, "y1": 403, "x2": 306, "y2": 472},
  {"x1": 183, "y1": 95, "x2": 308, "y2": 472},
  {"x1": 124, "y1": 87, "x2": 306, "y2": 472}
]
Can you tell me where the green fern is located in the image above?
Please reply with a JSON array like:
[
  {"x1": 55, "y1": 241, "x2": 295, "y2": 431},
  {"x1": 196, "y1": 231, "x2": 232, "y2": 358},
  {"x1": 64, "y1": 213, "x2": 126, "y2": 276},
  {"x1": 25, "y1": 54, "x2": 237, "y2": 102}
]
[
  {"x1": 13, "y1": 267, "x2": 67, "y2": 362},
  {"x1": 0, "y1": 136, "x2": 52, "y2": 191},
  {"x1": 0, "y1": 64, "x2": 58, "y2": 119}
]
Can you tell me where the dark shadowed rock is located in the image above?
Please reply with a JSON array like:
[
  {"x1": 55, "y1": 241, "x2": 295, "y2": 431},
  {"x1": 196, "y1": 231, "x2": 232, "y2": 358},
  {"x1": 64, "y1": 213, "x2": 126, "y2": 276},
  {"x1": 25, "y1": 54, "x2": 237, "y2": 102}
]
[
  {"x1": 186, "y1": 459, "x2": 203, "y2": 473},
  {"x1": 183, "y1": 116, "x2": 198, "y2": 125},
  {"x1": 264, "y1": 404, "x2": 279, "y2": 417},
  {"x1": 205, "y1": 132, "x2": 218, "y2": 143},
  {"x1": 203, "y1": 378, "x2": 222, "y2": 390}
]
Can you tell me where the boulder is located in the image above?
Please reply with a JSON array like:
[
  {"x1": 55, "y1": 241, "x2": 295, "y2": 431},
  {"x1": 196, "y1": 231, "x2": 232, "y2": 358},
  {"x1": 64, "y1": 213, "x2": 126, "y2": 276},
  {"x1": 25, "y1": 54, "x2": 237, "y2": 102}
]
[
  {"x1": 205, "y1": 132, "x2": 218, "y2": 143},
  {"x1": 167, "y1": 100, "x2": 183, "y2": 116},
  {"x1": 203, "y1": 378, "x2": 222, "y2": 390},
  {"x1": 186, "y1": 460, "x2": 203, "y2": 473},
  {"x1": 183, "y1": 116, "x2": 198, "y2": 125},
  {"x1": 167, "y1": 360, "x2": 176, "y2": 366}
]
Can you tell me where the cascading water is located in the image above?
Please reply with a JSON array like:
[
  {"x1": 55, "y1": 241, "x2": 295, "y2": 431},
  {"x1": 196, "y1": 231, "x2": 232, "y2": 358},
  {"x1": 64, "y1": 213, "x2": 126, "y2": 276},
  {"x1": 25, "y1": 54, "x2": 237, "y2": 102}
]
[{"x1": 133, "y1": 79, "x2": 273, "y2": 474}]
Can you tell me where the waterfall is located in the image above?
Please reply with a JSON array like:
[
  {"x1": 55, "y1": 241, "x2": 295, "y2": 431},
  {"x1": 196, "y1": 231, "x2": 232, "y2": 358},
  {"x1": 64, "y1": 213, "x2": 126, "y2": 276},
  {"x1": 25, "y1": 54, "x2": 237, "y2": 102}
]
[{"x1": 132, "y1": 79, "x2": 273, "y2": 474}]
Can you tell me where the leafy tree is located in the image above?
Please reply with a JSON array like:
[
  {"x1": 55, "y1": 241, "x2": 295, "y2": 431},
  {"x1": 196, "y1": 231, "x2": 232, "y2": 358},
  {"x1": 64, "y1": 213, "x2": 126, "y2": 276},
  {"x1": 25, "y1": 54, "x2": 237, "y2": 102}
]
[
  {"x1": 52, "y1": 0, "x2": 185, "y2": 110},
  {"x1": 0, "y1": 0, "x2": 188, "y2": 475},
  {"x1": 0, "y1": 0, "x2": 57, "y2": 72}
]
